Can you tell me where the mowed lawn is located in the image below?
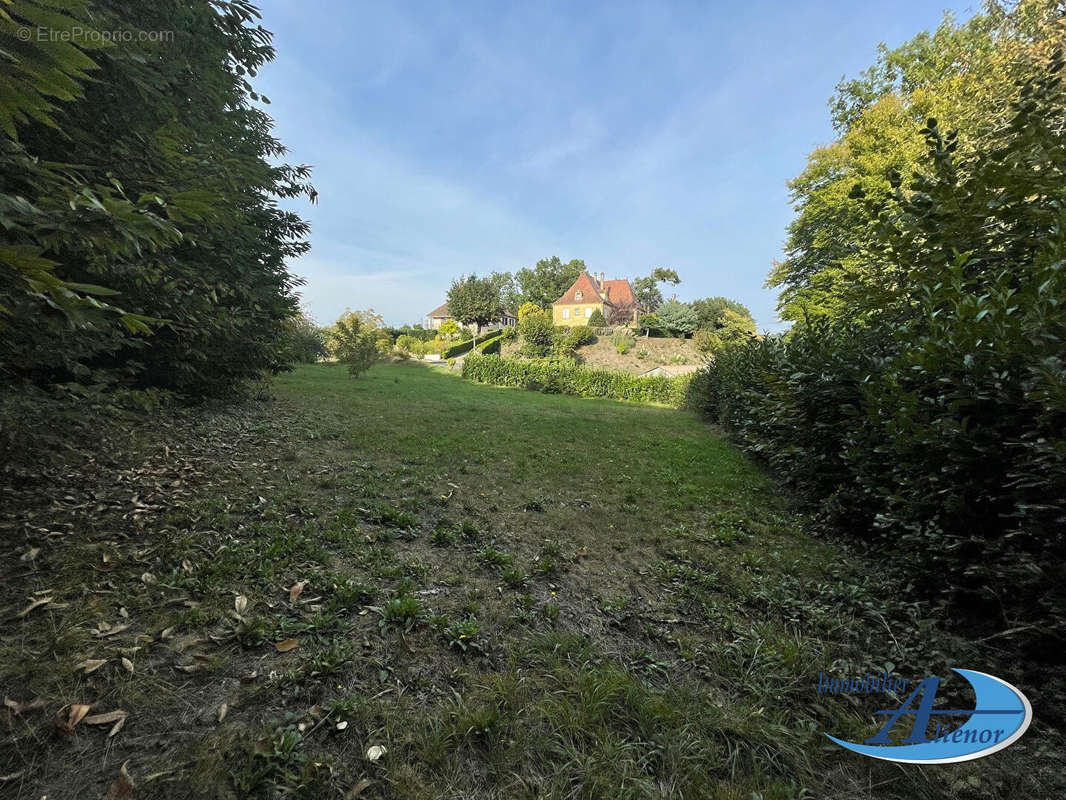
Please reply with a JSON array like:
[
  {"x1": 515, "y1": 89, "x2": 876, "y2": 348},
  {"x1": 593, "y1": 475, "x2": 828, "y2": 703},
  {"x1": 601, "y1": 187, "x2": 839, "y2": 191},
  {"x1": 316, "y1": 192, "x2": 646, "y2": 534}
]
[{"x1": 3, "y1": 363, "x2": 1018, "y2": 799}]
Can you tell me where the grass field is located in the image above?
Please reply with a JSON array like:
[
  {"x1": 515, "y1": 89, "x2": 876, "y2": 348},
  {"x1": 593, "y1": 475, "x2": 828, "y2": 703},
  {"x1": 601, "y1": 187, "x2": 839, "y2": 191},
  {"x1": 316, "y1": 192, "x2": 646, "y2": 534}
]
[{"x1": 1, "y1": 363, "x2": 1055, "y2": 799}]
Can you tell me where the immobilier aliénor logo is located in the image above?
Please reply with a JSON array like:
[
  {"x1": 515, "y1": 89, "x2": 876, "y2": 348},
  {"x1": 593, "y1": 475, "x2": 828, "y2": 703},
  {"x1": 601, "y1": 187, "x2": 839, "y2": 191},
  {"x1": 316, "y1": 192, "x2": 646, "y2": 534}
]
[{"x1": 820, "y1": 668, "x2": 1032, "y2": 764}]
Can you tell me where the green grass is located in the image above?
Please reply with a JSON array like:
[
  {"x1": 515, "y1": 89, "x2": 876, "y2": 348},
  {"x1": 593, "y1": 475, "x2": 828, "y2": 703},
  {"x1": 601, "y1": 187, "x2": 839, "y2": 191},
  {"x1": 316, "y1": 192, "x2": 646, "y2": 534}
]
[{"x1": 1, "y1": 362, "x2": 1057, "y2": 800}]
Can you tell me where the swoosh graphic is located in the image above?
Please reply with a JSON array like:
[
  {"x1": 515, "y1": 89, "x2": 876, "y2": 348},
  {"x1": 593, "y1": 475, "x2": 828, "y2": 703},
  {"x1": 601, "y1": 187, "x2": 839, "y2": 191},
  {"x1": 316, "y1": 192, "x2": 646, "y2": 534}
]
[{"x1": 826, "y1": 669, "x2": 1033, "y2": 764}]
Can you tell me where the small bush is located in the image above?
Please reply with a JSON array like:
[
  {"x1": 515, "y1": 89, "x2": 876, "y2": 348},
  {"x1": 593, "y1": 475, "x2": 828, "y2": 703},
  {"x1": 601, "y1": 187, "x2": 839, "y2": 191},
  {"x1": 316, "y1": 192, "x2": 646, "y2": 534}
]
[
  {"x1": 588, "y1": 308, "x2": 606, "y2": 327},
  {"x1": 611, "y1": 333, "x2": 635, "y2": 354},
  {"x1": 693, "y1": 329, "x2": 720, "y2": 353}
]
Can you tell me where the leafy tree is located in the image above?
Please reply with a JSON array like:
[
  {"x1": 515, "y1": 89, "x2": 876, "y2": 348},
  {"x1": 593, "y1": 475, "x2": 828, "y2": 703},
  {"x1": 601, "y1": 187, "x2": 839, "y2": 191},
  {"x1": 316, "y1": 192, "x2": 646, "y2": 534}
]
[
  {"x1": 446, "y1": 274, "x2": 503, "y2": 342},
  {"x1": 1, "y1": 0, "x2": 316, "y2": 397},
  {"x1": 692, "y1": 329, "x2": 720, "y2": 353},
  {"x1": 718, "y1": 309, "x2": 758, "y2": 343},
  {"x1": 656, "y1": 300, "x2": 698, "y2": 336},
  {"x1": 438, "y1": 319, "x2": 460, "y2": 339},
  {"x1": 489, "y1": 270, "x2": 521, "y2": 313},
  {"x1": 767, "y1": 1, "x2": 1063, "y2": 324},
  {"x1": 514, "y1": 257, "x2": 586, "y2": 308},
  {"x1": 691, "y1": 297, "x2": 753, "y2": 331},
  {"x1": 281, "y1": 311, "x2": 327, "y2": 363},
  {"x1": 587, "y1": 308, "x2": 606, "y2": 327},
  {"x1": 631, "y1": 267, "x2": 680, "y2": 311},
  {"x1": 329, "y1": 310, "x2": 382, "y2": 377},
  {"x1": 517, "y1": 302, "x2": 542, "y2": 321},
  {"x1": 517, "y1": 310, "x2": 554, "y2": 358}
]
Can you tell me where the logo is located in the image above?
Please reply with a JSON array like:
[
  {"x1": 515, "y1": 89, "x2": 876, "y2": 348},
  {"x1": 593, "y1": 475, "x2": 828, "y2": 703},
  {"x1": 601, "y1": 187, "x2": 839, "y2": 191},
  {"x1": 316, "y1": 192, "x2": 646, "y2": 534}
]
[{"x1": 824, "y1": 669, "x2": 1032, "y2": 764}]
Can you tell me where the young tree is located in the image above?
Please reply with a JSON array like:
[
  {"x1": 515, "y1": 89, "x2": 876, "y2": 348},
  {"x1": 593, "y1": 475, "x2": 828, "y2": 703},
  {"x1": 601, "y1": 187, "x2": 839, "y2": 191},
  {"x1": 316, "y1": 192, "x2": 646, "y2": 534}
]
[
  {"x1": 446, "y1": 274, "x2": 503, "y2": 344},
  {"x1": 514, "y1": 256, "x2": 586, "y2": 308},
  {"x1": 438, "y1": 319, "x2": 460, "y2": 340},
  {"x1": 517, "y1": 302, "x2": 543, "y2": 321},
  {"x1": 329, "y1": 310, "x2": 383, "y2": 377},
  {"x1": 588, "y1": 308, "x2": 606, "y2": 327}
]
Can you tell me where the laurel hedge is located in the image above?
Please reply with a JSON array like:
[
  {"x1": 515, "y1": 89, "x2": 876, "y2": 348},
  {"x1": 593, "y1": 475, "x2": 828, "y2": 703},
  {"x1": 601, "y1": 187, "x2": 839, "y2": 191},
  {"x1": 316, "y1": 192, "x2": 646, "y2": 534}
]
[{"x1": 462, "y1": 354, "x2": 690, "y2": 407}]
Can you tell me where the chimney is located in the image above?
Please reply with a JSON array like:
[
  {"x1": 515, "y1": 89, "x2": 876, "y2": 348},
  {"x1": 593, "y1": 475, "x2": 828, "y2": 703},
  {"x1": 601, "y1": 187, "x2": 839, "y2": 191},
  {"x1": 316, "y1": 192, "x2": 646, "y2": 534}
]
[{"x1": 599, "y1": 272, "x2": 605, "y2": 288}]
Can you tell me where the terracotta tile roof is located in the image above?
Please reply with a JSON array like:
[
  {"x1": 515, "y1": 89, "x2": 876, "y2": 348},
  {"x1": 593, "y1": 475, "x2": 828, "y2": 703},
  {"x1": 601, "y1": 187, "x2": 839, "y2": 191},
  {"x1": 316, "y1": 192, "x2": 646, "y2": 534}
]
[
  {"x1": 553, "y1": 272, "x2": 636, "y2": 308},
  {"x1": 554, "y1": 272, "x2": 604, "y2": 305},
  {"x1": 602, "y1": 279, "x2": 635, "y2": 307},
  {"x1": 426, "y1": 303, "x2": 451, "y2": 318}
]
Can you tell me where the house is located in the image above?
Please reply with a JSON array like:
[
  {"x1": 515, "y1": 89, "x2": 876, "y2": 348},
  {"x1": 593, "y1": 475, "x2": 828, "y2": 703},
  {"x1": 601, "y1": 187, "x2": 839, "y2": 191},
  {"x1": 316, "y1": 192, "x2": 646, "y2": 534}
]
[
  {"x1": 552, "y1": 272, "x2": 638, "y2": 328},
  {"x1": 425, "y1": 303, "x2": 517, "y2": 331}
]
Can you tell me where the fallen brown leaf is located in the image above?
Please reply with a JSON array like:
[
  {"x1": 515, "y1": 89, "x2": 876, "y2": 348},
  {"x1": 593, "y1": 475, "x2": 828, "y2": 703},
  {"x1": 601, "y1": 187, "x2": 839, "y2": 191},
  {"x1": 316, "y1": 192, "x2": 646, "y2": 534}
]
[
  {"x1": 83, "y1": 710, "x2": 128, "y2": 726},
  {"x1": 288, "y1": 580, "x2": 308, "y2": 602},
  {"x1": 4, "y1": 696, "x2": 46, "y2": 715},
  {"x1": 105, "y1": 761, "x2": 134, "y2": 800},
  {"x1": 55, "y1": 703, "x2": 91, "y2": 733},
  {"x1": 234, "y1": 595, "x2": 248, "y2": 615},
  {"x1": 95, "y1": 624, "x2": 130, "y2": 638},
  {"x1": 77, "y1": 659, "x2": 107, "y2": 674},
  {"x1": 275, "y1": 638, "x2": 300, "y2": 652},
  {"x1": 217, "y1": 703, "x2": 228, "y2": 723},
  {"x1": 121, "y1": 657, "x2": 134, "y2": 674}
]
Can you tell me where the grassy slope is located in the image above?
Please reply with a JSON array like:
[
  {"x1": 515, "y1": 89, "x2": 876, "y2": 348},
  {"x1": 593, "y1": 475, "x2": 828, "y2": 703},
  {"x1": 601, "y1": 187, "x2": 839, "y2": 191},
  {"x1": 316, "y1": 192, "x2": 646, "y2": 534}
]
[{"x1": 1, "y1": 363, "x2": 1057, "y2": 799}]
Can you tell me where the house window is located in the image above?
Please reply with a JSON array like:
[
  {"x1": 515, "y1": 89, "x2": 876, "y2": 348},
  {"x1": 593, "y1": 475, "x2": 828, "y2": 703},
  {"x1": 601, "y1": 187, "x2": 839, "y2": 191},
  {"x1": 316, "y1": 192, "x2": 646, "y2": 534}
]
[
  {"x1": 575, "y1": 291, "x2": 583, "y2": 301},
  {"x1": 585, "y1": 307, "x2": 593, "y2": 318},
  {"x1": 562, "y1": 308, "x2": 570, "y2": 319}
]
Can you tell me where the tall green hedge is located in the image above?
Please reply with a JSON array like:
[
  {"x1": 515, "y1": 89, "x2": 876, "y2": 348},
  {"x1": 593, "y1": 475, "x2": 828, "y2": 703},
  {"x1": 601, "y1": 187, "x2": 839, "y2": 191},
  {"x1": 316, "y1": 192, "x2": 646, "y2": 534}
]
[
  {"x1": 463, "y1": 354, "x2": 689, "y2": 407},
  {"x1": 686, "y1": 56, "x2": 1066, "y2": 646}
]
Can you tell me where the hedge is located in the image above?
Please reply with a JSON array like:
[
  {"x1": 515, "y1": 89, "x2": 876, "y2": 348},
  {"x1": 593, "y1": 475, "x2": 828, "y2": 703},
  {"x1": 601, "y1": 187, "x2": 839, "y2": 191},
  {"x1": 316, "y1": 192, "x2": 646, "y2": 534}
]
[
  {"x1": 442, "y1": 329, "x2": 506, "y2": 359},
  {"x1": 462, "y1": 354, "x2": 690, "y2": 407}
]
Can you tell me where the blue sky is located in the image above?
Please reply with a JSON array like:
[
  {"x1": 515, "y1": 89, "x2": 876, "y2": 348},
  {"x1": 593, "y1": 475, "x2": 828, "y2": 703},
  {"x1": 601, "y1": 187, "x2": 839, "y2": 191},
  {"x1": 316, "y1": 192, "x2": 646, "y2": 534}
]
[{"x1": 255, "y1": 0, "x2": 978, "y2": 332}]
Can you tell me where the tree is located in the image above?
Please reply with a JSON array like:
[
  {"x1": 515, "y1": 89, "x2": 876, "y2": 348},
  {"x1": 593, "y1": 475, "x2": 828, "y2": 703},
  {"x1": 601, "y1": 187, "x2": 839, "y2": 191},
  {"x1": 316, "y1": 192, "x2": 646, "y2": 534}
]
[
  {"x1": 588, "y1": 308, "x2": 606, "y2": 327},
  {"x1": 1, "y1": 0, "x2": 316, "y2": 397},
  {"x1": 438, "y1": 319, "x2": 460, "y2": 339},
  {"x1": 631, "y1": 267, "x2": 680, "y2": 311},
  {"x1": 329, "y1": 310, "x2": 382, "y2": 377},
  {"x1": 517, "y1": 302, "x2": 542, "y2": 321},
  {"x1": 767, "y1": 1, "x2": 1063, "y2": 324},
  {"x1": 281, "y1": 311, "x2": 327, "y2": 363},
  {"x1": 446, "y1": 274, "x2": 503, "y2": 343},
  {"x1": 691, "y1": 297, "x2": 754, "y2": 331},
  {"x1": 656, "y1": 300, "x2": 698, "y2": 336},
  {"x1": 514, "y1": 257, "x2": 586, "y2": 308},
  {"x1": 490, "y1": 270, "x2": 521, "y2": 313}
]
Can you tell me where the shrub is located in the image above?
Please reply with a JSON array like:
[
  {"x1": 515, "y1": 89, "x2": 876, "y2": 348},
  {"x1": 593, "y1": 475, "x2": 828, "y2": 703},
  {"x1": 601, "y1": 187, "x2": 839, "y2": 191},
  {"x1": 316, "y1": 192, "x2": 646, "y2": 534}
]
[
  {"x1": 330, "y1": 311, "x2": 381, "y2": 377},
  {"x1": 587, "y1": 308, "x2": 606, "y2": 327},
  {"x1": 611, "y1": 333, "x2": 635, "y2": 354},
  {"x1": 462, "y1": 354, "x2": 690, "y2": 407},
  {"x1": 637, "y1": 313, "x2": 661, "y2": 337},
  {"x1": 564, "y1": 325, "x2": 596, "y2": 348},
  {"x1": 692, "y1": 329, "x2": 720, "y2": 353},
  {"x1": 518, "y1": 311, "x2": 555, "y2": 358},
  {"x1": 395, "y1": 334, "x2": 420, "y2": 354}
]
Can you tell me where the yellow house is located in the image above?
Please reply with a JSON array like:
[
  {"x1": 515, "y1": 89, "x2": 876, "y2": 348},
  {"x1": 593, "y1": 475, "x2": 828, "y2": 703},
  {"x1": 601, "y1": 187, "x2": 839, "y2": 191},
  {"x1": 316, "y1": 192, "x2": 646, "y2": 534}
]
[{"x1": 552, "y1": 271, "x2": 637, "y2": 327}]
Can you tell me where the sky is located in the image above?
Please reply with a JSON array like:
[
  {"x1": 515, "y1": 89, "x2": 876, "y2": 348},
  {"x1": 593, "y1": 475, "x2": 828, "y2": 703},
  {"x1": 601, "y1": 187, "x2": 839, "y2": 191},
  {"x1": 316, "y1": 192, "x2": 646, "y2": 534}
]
[{"x1": 255, "y1": 0, "x2": 979, "y2": 332}]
